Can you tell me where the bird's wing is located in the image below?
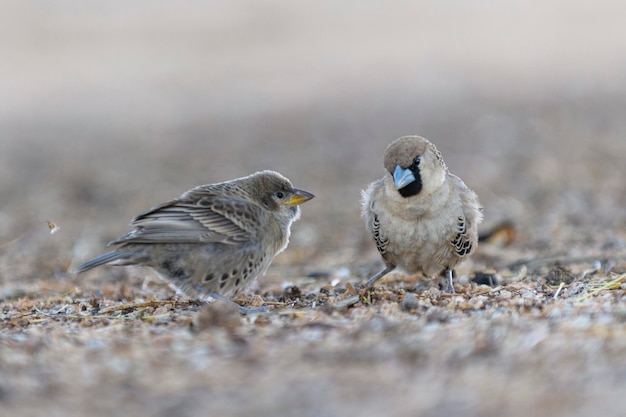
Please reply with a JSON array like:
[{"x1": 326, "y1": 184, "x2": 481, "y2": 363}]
[
  {"x1": 451, "y1": 214, "x2": 474, "y2": 257},
  {"x1": 108, "y1": 194, "x2": 266, "y2": 246},
  {"x1": 361, "y1": 180, "x2": 390, "y2": 257},
  {"x1": 372, "y1": 213, "x2": 389, "y2": 256},
  {"x1": 448, "y1": 174, "x2": 482, "y2": 258}
]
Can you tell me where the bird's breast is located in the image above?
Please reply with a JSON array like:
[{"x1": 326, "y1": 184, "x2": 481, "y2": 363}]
[{"x1": 375, "y1": 202, "x2": 459, "y2": 277}]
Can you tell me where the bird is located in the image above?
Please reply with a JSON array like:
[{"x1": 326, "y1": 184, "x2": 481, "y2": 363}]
[
  {"x1": 361, "y1": 135, "x2": 482, "y2": 293},
  {"x1": 73, "y1": 170, "x2": 314, "y2": 310}
]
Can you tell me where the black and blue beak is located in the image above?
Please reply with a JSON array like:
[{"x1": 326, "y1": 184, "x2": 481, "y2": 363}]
[
  {"x1": 393, "y1": 164, "x2": 422, "y2": 197},
  {"x1": 393, "y1": 165, "x2": 416, "y2": 190}
]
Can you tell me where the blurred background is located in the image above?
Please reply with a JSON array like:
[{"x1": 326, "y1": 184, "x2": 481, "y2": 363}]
[
  {"x1": 2, "y1": 0, "x2": 626, "y2": 284},
  {"x1": 2, "y1": 2, "x2": 626, "y2": 417}
]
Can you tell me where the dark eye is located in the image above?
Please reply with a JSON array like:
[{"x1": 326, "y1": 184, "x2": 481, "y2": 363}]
[
  {"x1": 410, "y1": 156, "x2": 420, "y2": 170},
  {"x1": 275, "y1": 191, "x2": 284, "y2": 199}
]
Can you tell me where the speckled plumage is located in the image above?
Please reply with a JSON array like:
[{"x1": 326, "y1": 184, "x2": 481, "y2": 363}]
[
  {"x1": 74, "y1": 170, "x2": 314, "y2": 301},
  {"x1": 361, "y1": 136, "x2": 482, "y2": 292}
]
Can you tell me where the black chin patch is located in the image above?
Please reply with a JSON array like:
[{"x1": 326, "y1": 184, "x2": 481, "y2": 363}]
[{"x1": 398, "y1": 169, "x2": 422, "y2": 198}]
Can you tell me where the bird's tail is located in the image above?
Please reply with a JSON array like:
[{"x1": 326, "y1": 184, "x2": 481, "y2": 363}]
[{"x1": 72, "y1": 251, "x2": 127, "y2": 274}]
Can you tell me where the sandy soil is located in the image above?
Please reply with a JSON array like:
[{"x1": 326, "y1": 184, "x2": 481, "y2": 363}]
[{"x1": 1, "y1": 2, "x2": 626, "y2": 416}]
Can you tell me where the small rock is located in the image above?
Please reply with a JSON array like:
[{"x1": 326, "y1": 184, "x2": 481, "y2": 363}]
[
  {"x1": 401, "y1": 293, "x2": 419, "y2": 311},
  {"x1": 470, "y1": 295, "x2": 489, "y2": 310},
  {"x1": 283, "y1": 285, "x2": 302, "y2": 300},
  {"x1": 472, "y1": 272, "x2": 497, "y2": 287},
  {"x1": 423, "y1": 287, "x2": 441, "y2": 300},
  {"x1": 498, "y1": 290, "x2": 513, "y2": 300},
  {"x1": 328, "y1": 295, "x2": 360, "y2": 311},
  {"x1": 544, "y1": 265, "x2": 576, "y2": 286},
  {"x1": 457, "y1": 301, "x2": 474, "y2": 311}
]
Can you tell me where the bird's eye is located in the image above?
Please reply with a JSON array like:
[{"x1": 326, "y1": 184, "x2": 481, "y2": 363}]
[
  {"x1": 275, "y1": 191, "x2": 284, "y2": 199},
  {"x1": 410, "y1": 156, "x2": 420, "y2": 170}
]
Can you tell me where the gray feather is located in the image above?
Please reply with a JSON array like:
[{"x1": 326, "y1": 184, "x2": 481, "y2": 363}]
[{"x1": 72, "y1": 251, "x2": 128, "y2": 273}]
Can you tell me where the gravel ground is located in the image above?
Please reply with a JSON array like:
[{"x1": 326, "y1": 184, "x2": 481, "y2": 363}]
[{"x1": 1, "y1": 2, "x2": 626, "y2": 417}]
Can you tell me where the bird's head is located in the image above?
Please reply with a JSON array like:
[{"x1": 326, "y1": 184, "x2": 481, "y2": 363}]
[
  {"x1": 251, "y1": 170, "x2": 314, "y2": 220},
  {"x1": 383, "y1": 136, "x2": 447, "y2": 198}
]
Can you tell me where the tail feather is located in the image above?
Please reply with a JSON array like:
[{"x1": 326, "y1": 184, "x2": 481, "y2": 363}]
[{"x1": 72, "y1": 251, "x2": 126, "y2": 274}]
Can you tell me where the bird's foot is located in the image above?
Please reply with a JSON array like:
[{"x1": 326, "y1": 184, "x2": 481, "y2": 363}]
[
  {"x1": 444, "y1": 269, "x2": 456, "y2": 294},
  {"x1": 365, "y1": 266, "x2": 394, "y2": 288}
]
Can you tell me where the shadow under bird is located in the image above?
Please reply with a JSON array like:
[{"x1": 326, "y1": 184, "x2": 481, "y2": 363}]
[
  {"x1": 73, "y1": 170, "x2": 314, "y2": 309},
  {"x1": 361, "y1": 135, "x2": 482, "y2": 293}
]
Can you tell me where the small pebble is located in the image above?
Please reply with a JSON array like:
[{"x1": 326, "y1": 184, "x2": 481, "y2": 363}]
[
  {"x1": 401, "y1": 293, "x2": 419, "y2": 311},
  {"x1": 498, "y1": 290, "x2": 513, "y2": 300}
]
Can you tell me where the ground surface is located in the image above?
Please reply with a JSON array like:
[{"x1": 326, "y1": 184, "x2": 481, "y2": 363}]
[{"x1": 1, "y1": 2, "x2": 626, "y2": 417}]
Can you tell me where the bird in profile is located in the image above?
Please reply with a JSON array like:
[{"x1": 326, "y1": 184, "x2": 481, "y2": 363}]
[
  {"x1": 361, "y1": 135, "x2": 482, "y2": 293},
  {"x1": 73, "y1": 170, "x2": 314, "y2": 310}
]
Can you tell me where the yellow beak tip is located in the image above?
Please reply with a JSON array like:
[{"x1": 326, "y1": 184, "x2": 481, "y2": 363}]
[{"x1": 284, "y1": 190, "x2": 314, "y2": 206}]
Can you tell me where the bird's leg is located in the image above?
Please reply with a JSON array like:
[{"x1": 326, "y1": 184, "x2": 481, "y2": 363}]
[
  {"x1": 365, "y1": 266, "x2": 394, "y2": 288},
  {"x1": 445, "y1": 268, "x2": 455, "y2": 294},
  {"x1": 210, "y1": 293, "x2": 268, "y2": 314}
]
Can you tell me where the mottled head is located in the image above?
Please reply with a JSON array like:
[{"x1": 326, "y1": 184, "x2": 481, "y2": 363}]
[
  {"x1": 383, "y1": 136, "x2": 447, "y2": 198},
  {"x1": 247, "y1": 170, "x2": 314, "y2": 220}
]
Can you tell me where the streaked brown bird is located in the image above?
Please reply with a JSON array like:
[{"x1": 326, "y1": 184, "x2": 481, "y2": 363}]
[
  {"x1": 361, "y1": 135, "x2": 482, "y2": 293},
  {"x1": 74, "y1": 170, "x2": 314, "y2": 307}
]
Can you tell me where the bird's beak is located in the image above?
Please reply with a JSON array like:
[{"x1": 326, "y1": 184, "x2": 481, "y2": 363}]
[
  {"x1": 393, "y1": 165, "x2": 416, "y2": 190},
  {"x1": 283, "y1": 189, "x2": 315, "y2": 206}
]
